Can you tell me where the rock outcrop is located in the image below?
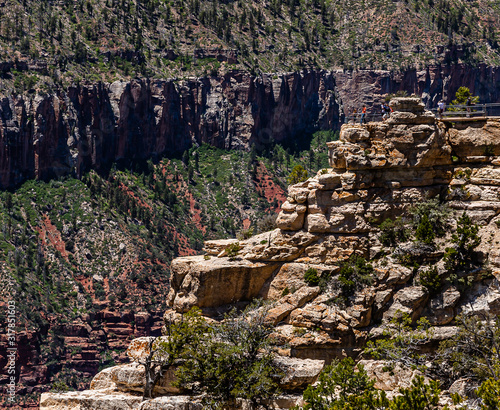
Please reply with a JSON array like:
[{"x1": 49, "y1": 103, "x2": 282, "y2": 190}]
[
  {"x1": 41, "y1": 98, "x2": 500, "y2": 409},
  {"x1": 165, "y1": 97, "x2": 500, "y2": 364}
]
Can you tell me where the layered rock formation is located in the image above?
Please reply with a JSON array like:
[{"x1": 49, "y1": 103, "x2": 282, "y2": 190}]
[
  {"x1": 2, "y1": 64, "x2": 500, "y2": 189},
  {"x1": 40, "y1": 98, "x2": 500, "y2": 408},
  {"x1": 166, "y1": 97, "x2": 500, "y2": 370}
]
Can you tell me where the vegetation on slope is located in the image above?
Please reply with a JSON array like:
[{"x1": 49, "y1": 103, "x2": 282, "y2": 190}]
[
  {"x1": 0, "y1": 0, "x2": 500, "y2": 91},
  {"x1": 0, "y1": 130, "x2": 333, "y2": 404}
]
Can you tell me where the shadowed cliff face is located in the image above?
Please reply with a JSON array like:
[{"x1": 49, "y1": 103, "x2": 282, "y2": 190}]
[
  {"x1": 0, "y1": 70, "x2": 339, "y2": 188},
  {"x1": 1, "y1": 64, "x2": 500, "y2": 189}
]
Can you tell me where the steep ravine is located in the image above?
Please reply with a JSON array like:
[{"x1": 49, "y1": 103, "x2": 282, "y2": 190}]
[{"x1": 2, "y1": 64, "x2": 500, "y2": 189}]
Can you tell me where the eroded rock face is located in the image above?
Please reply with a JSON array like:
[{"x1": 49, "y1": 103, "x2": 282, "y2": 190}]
[
  {"x1": 168, "y1": 255, "x2": 280, "y2": 313},
  {"x1": 164, "y1": 98, "x2": 500, "y2": 364},
  {"x1": 0, "y1": 72, "x2": 339, "y2": 189},
  {"x1": 43, "y1": 98, "x2": 500, "y2": 409}
]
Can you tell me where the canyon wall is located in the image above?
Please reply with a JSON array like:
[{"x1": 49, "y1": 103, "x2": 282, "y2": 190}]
[
  {"x1": 1, "y1": 64, "x2": 500, "y2": 189},
  {"x1": 40, "y1": 98, "x2": 500, "y2": 409}
]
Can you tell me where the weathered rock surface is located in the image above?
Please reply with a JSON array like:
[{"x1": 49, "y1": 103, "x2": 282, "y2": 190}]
[
  {"x1": 39, "y1": 390, "x2": 143, "y2": 410},
  {"x1": 168, "y1": 255, "x2": 280, "y2": 314},
  {"x1": 161, "y1": 99, "x2": 500, "y2": 364}
]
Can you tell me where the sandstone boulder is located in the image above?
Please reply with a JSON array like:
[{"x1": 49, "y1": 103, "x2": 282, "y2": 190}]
[
  {"x1": 89, "y1": 366, "x2": 118, "y2": 391},
  {"x1": 168, "y1": 256, "x2": 280, "y2": 313},
  {"x1": 275, "y1": 356, "x2": 324, "y2": 390},
  {"x1": 276, "y1": 210, "x2": 305, "y2": 231}
]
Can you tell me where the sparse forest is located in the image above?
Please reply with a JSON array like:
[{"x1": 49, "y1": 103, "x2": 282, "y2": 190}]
[{"x1": 0, "y1": 0, "x2": 499, "y2": 91}]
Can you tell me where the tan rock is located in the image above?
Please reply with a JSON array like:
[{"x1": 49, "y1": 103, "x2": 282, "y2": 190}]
[
  {"x1": 373, "y1": 289, "x2": 394, "y2": 319},
  {"x1": 347, "y1": 304, "x2": 372, "y2": 328},
  {"x1": 169, "y1": 255, "x2": 279, "y2": 313},
  {"x1": 275, "y1": 356, "x2": 324, "y2": 390},
  {"x1": 40, "y1": 390, "x2": 143, "y2": 410},
  {"x1": 448, "y1": 120, "x2": 500, "y2": 158},
  {"x1": 383, "y1": 286, "x2": 429, "y2": 322},
  {"x1": 266, "y1": 286, "x2": 321, "y2": 324},
  {"x1": 305, "y1": 213, "x2": 330, "y2": 233},
  {"x1": 470, "y1": 167, "x2": 500, "y2": 186},
  {"x1": 389, "y1": 97, "x2": 426, "y2": 113},
  {"x1": 89, "y1": 366, "x2": 118, "y2": 391},
  {"x1": 263, "y1": 262, "x2": 328, "y2": 300},
  {"x1": 276, "y1": 210, "x2": 305, "y2": 231},
  {"x1": 281, "y1": 201, "x2": 296, "y2": 212},
  {"x1": 385, "y1": 111, "x2": 435, "y2": 125},
  {"x1": 341, "y1": 126, "x2": 371, "y2": 144},
  {"x1": 287, "y1": 184, "x2": 310, "y2": 204},
  {"x1": 317, "y1": 172, "x2": 342, "y2": 190},
  {"x1": 244, "y1": 230, "x2": 318, "y2": 262},
  {"x1": 380, "y1": 265, "x2": 413, "y2": 286},
  {"x1": 111, "y1": 362, "x2": 180, "y2": 395}
]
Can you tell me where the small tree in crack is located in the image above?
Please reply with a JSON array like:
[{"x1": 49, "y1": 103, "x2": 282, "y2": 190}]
[{"x1": 139, "y1": 307, "x2": 207, "y2": 400}]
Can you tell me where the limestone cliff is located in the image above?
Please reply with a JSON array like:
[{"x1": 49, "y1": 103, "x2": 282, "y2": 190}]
[
  {"x1": 0, "y1": 71, "x2": 338, "y2": 189},
  {"x1": 2, "y1": 64, "x2": 500, "y2": 189},
  {"x1": 40, "y1": 98, "x2": 500, "y2": 409}
]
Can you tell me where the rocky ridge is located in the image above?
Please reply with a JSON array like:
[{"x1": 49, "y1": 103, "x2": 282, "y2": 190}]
[{"x1": 40, "y1": 98, "x2": 500, "y2": 408}]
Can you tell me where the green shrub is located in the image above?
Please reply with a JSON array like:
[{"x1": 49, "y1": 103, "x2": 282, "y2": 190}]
[
  {"x1": 477, "y1": 378, "x2": 500, "y2": 410},
  {"x1": 444, "y1": 212, "x2": 481, "y2": 272},
  {"x1": 226, "y1": 242, "x2": 241, "y2": 258},
  {"x1": 415, "y1": 214, "x2": 435, "y2": 245},
  {"x1": 389, "y1": 376, "x2": 442, "y2": 410},
  {"x1": 379, "y1": 217, "x2": 409, "y2": 246},
  {"x1": 410, "y1": 197, "x2": 449, "y2": 237},
  {"x1": 419, "y1": 267, "x2": 441, "y2": 296},
  {"x1": 304, "y1": 268, "x2": 320, "y2": 286},
  {"x1": 237, "y1": 227, "x2": 254, "y2": 240},
  {"x1": 336, "y1": 254, "x2": 374, "y2": 303},
  {"x1": 287, "y1": 165, "x2": 308, "y2": 185},
  {"x1": 301, "y1": 357, "x2": 384, "y2": 410}
]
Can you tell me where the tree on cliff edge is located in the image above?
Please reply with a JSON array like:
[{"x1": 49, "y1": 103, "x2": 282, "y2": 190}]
[
  {"x1": 141, "y1": 302, "x2": 283, "y2": 406},
  {"x1": 174, "y1": 302, "x2": 283, "y2": 408},
  {"x1": 139, "y1": 308, "x2": 207, "y2": 400}
]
